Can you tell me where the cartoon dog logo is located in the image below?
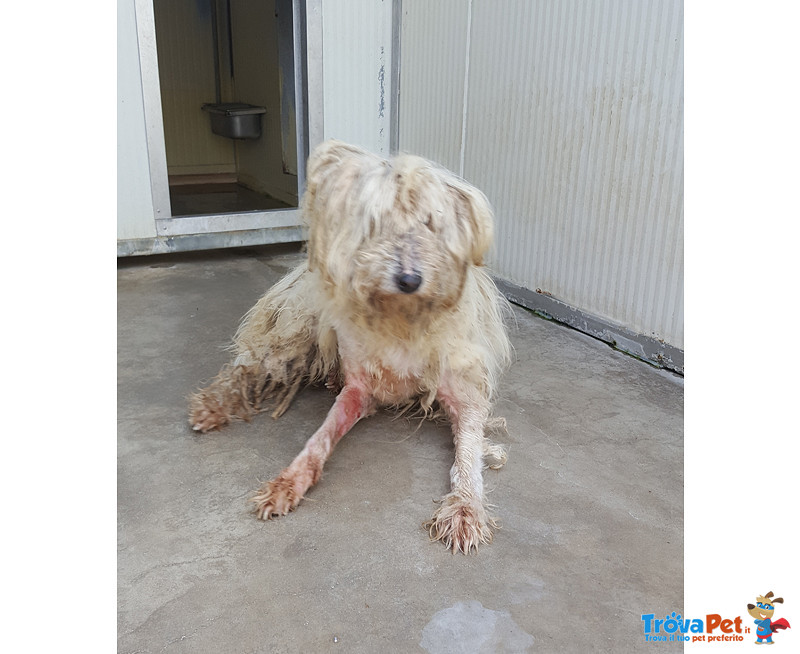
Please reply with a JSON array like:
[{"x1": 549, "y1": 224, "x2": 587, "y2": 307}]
[{"x1": 747, "y1": 591, "x2": 791, "y2": 645}]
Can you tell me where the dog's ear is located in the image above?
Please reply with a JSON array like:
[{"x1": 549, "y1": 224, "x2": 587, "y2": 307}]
[
  {"x1": 303, "y1": 140, "x2": 369, "y2": 275},
  {"x1": 305, "y1": 140, "x2": 365, "y2": 191},
  {"x1": 445, "y1": 179, "x2": 495, "y2": 266}
]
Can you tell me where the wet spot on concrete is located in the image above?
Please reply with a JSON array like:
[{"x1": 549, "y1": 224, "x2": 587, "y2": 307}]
[
  {"x1": 420, "y1": 600, "x2": 534, "y2": 653},
  {"x1": 507, "y1": 577, "x2": 546, "y2": 605}
]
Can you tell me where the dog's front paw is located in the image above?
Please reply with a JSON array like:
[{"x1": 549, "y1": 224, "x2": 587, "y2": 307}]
[
  {"x1": 424, "y1": 494, "x2": 497, "y2": 554},
  {"x1": 251, "y1": 472, "x2": 306, "y2": 519}
]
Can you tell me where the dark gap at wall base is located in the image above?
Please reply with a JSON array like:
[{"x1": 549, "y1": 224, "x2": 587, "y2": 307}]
[{"x1": 495, "y1": 278, "x2": 684, "y2": 376}]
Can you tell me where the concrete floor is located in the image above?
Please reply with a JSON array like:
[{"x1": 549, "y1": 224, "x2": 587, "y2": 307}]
[{"x1": 118, "y1": 244, "x2": 683, "y2": 653}]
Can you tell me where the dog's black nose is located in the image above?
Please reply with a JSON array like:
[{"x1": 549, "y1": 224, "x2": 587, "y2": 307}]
[{"x1": 396, "y1": 272, "x2": 422, "y2": 293}]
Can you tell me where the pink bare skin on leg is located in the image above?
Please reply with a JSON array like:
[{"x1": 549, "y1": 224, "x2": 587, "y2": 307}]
[{"x1": 251, "y1": 382, "x2": 375, "y2": 519}]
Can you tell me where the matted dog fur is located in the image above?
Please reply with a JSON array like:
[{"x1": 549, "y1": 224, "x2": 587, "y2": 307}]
[{"x1": 189, "y1": 140, "x2": 512, "y2": 553}]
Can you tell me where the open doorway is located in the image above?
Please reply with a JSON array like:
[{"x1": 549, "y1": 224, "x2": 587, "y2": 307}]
[{"x1": 153, "y1": 0, "x2": 300, "y2": 217}]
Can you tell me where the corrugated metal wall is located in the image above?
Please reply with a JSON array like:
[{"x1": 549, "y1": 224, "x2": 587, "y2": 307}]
[
  {"x1": 400, "y1": 0, "x2": 684, "y2": 351},
  {"x1": 396, "y1": 0, "x2": 469, "y2": 173}
]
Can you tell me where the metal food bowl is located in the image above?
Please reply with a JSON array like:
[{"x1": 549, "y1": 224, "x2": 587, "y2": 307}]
[{"x1": 201, "y1": 103, "x2": 267, "y2": 140}]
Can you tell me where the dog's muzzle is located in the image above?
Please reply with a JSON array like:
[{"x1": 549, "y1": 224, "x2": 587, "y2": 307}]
[{"x1": 395, "y1": 271, "x2": 423, "y2": 294}]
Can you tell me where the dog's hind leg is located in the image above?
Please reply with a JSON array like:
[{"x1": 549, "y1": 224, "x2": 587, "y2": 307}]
[
  {"x1": 425, "y1": 378, "x2": 498, "y2": 553},
  {"x1": 188, "y1": 362, "x2": 269, "y2": 432},
  {"x1": 251, "y1": 380, "x2": 376, "y2": 518},
  {"x1": 189, "y1": 263, "x2": 336, "y2": 432}
]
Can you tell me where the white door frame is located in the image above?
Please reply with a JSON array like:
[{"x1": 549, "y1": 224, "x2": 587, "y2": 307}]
[{"x1": 132, "y1": 0, "x2": 324, "y2": 243}]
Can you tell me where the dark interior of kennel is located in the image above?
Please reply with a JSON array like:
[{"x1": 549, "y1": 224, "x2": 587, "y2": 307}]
[{"x1": 153, "y1": 0, "x2": 299, "y2": 216}]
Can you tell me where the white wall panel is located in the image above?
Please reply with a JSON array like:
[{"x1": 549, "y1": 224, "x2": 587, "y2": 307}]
[
  {"x1": 321, "y1": 0, "x2": 394, "y2": 155},
  {"x1": 400, "y1": 0, "x2": 684, "y2": 351},
  {"x1": 118, "y1": 0, "x2": 158, "y2": 240}
]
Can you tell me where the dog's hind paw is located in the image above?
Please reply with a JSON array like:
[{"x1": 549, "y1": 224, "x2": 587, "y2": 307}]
[
  {"x1": 424, "y1": 494, "x2": 497, "y2": 554},
  {"x1": 188, "y1": 401, "x2": 230, "y2": 433},
  {"x1": 188, "y1": 389, "x2": 229, "y2": 432},
  {"x1": 251, "y1": 473, "x2": 305, "y2": 519},
  {"x1": 483, "y1": 441, "x2": 508, "y2": 470}
]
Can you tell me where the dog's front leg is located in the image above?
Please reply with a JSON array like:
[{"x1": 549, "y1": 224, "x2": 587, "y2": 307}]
[
  {"x1": 251, "y1": 381, "x2": 375, "y2": 519},
  {"x1": 426, "y1": 379, "x2": 496, "y2": 553}
]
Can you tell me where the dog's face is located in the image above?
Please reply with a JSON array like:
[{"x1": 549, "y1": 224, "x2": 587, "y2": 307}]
[
  {"x1": 747, "y1": 596, "x2": 780, "y2": 621},
  {"x1": 303, "y1": 141, "x2": 494, "y2": 321}
]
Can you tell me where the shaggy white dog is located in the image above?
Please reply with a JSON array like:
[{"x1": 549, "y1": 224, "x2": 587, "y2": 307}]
[{"x1": 189, "y1": 140, "x2": 511, "y2": 553}]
